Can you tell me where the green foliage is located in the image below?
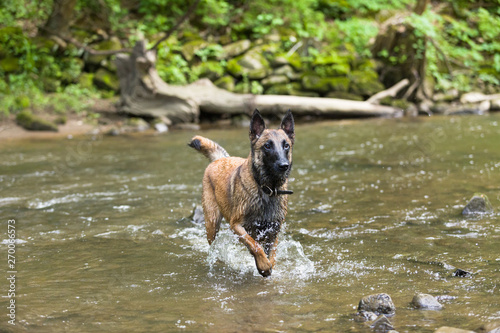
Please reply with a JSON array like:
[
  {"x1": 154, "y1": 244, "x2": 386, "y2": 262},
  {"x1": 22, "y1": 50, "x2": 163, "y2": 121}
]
[{"x1": 405, "y1": 4, "x2": 500, "y2": 92}]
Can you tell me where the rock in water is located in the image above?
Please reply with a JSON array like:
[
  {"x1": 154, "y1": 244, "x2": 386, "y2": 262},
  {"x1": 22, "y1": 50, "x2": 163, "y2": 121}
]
[
  {"x1": 190, "y1": 206, "x2": 205, "y2": 224},
  {"x1": 353, "y1": 310, "x2": 378, "y2": 322},
  {"x1": 411, "y1": 294, "x2": 443, "y2": 310},
  {"x1": 358, "y1": 293, "x2": 396, "y2": 316},
  {"x1": 452, "y1": 268, "x2": 473, "y2": 278},
  {"x1": 462, "y1": 193, "x2": 494, "y2": 215},
  {"x1": 370, "y1": 315, "x2": 395, "y2": 333}
]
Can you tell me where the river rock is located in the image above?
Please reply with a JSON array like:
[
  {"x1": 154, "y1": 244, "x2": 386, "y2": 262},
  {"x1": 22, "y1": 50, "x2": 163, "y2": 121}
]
[
  {"x1": 477, "y1": 320, "x2": 500, "y2": 333},
  {"x1": 354, "y1": 310, "x2": 378, "y2": 322},
  {"x1": 189, "y1": 205, "x2": 205, "y2": 224},
  {"x1": 434, "y1": 327, "x2": 475, "y2": 333},
  {"x1": 462, "y1": 193, "x2": 494, "y2": 215},
  {"x1": 358, "y1": 293, "x2": 396, "y2": 316},
  {"x1": 452, "y1": 268, "x2": 473, "y2": 278},
  {"x1": 370, "y1": 315, "x2": 395, "y2": 333},
  {"x1": 411, "y1": 294, "x2": 443, "y2": 310}
]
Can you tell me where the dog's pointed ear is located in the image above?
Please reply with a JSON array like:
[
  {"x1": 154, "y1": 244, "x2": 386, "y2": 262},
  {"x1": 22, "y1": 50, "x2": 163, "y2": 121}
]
[
  {"x1": 280, "y1": 109, "x2": 295, "y2": 144},
  {"x1": 249, "y1": 109, "x2": 266, "y2": 142}
]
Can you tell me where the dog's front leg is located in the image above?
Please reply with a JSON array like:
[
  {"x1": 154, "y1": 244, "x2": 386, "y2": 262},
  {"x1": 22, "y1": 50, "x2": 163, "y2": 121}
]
[{"x1": 231, "y1": 224, "x2": 272, "y2": 277}]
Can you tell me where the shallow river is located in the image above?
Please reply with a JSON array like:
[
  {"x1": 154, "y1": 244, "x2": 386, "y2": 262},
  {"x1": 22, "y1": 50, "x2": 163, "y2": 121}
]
[{"x1": 1, "y1": 114, "x2": 499, "y2": 332}]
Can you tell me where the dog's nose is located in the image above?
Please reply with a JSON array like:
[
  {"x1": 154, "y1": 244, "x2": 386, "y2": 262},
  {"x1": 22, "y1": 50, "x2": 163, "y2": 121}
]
[{"x1": 278, "y1": 162, "x2": 289, "y2": 171}]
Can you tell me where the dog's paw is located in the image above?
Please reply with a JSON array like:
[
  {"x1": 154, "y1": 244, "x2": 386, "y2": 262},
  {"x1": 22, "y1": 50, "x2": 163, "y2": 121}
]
[{"x1": 258, "y1": 267, "x2": 272, "y2": 277}]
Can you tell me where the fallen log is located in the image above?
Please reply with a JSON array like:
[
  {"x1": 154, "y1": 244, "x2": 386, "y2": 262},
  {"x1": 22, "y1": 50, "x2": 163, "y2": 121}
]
[{"x1": 115, "y1": 40, "x2": 403, "y2": 124}]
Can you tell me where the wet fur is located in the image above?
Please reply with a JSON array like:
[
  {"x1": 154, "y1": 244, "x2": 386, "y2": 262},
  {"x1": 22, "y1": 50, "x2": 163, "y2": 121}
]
[{"x1": 189, "y1": 110, "x2": 295, "y2": 277}]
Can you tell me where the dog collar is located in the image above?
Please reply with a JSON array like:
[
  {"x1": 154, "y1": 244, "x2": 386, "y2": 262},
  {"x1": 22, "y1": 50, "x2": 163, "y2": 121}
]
[{"x1": 261, "y1": 185, "x2": 293, "y2": 197}]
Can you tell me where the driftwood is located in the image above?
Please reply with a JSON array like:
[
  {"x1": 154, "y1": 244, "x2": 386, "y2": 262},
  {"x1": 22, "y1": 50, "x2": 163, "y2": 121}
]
[
  {"x1": 366, "y1": 79, "x2": 409, "y2": 104},
  {"x1": 115, "y1": 40, "x2": 403, "y2": 124}
]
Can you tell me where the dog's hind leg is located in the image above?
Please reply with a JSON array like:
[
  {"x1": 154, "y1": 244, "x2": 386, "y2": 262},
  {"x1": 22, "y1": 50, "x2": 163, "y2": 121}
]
[
  {"x1": 269, "y1": 236, "x2": 279, "y2": 269},
  {"x1": 202, "y1": 184, "x2": 222, "y2": 245}
]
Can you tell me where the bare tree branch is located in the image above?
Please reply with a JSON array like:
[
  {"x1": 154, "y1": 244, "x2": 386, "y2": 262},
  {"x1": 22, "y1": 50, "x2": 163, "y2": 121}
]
[{"x1": 40, "y1": 27, "x2": 132, "y2": 55}]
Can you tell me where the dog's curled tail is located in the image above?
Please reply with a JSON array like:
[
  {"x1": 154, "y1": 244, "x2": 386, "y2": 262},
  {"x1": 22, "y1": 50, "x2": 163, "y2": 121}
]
[{"x1": 188, "y1": 136, "x2": 230, "y2": 162}]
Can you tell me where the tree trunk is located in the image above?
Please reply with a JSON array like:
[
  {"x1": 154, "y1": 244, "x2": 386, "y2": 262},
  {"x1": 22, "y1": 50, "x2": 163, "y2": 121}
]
[
  {"x1": 372, "y1": 0, "x2": 430, "y2": 102},
  {"x1": 115, "y1": 40, "x2": 402, "y2": 124},
  {"x1": 42, "y1": 0, "x2": 78, "y2": 37}
]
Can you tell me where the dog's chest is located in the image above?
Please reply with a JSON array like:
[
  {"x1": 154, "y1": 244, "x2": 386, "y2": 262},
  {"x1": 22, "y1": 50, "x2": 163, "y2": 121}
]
[{"x1": 243, "y1": 196, "x2": 286, "y2": 241}]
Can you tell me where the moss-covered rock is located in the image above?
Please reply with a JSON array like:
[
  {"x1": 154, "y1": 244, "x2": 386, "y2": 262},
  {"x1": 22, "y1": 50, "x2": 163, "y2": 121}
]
[
  {"x1": 302, "y1": 74, "x2": 350, "y2": 93},
  {"x1": 78, "y1": 72, "x2": 95, "y2": 89},
  {"x1": 273, "y1": 64, "x2": 300, "y2": 80},
  {"x1": 31, "y1": 36, "x2": 59, "y2": 54},
  {"x1": 349, "y1": 69, "x2": 385, "y2": 96},
  {"x1": 181, "y1": 39, "x2": 210, "y2": 62},
  {"x1": 16, "y1": 110, "x2": 58, "y2": 132},
  {"x1": 93, "y1": 68, "x2": 119, "y2": 92},
  {"x1": 227, "y1": 50, "x2": 270, "y2": 79},
  {"x1": 87, "y1": 37, "x2": 122, "y2": 65},
  {"x1": 220, "y1": 40, "x2": 251, "y2": 59},
  {"x1": 264, "y1": 82, "x2": 319, "y2": 96},
  {"x1": 214, "y1": 76, "x2": 235, "y2": 91},
  {"x1": 261, "y1": 75, "x2": 289, "y2": 87},
  {"x1": 301, "y1": 74, "x2": 329, "y2": 93},
  {"x1": 192, "y1": 60, "x2": 224, "y2": 81},
  {"x1": 272, "y1": 52, "x2": 302, "y2": 70},
  {"x1": 315, "y1": 63, "x2": 350, "y2": 77},
  {"x1": 325, "y1": 91, "x2": 364, "y2": 101}
]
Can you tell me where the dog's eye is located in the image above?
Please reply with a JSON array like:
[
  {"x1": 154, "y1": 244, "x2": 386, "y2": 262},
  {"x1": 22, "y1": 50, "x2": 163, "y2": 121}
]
[
  {"x1": 264, "y1": 142, "x2": 272, "y2": 150},
  {"x1": 283, "y1": 142, "x2": 290, "y2": 150}
]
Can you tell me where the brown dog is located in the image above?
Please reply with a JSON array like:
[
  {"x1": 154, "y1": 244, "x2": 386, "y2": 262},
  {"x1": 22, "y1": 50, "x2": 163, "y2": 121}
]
[{"x1": 189, "y1": 109, "x2": 295, "y2": 277}]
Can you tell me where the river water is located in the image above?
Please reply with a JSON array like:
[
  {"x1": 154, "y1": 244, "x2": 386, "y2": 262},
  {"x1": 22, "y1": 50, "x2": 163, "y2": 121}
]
[{"x1": 1, "y1": 114, "x2": 499, "y2": 332}]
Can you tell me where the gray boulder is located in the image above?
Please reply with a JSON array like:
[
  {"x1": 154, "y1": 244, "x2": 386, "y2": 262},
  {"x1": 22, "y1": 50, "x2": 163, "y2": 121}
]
[
  {"x1": 462, "y1": 193, "x2": 494, "y2": 215},
  {"x1": 358, "y1": 293, "x2": 396, "y2": 316},
  {"x1": 411, "y1": 294, "x2": 443, "y2": 310}
]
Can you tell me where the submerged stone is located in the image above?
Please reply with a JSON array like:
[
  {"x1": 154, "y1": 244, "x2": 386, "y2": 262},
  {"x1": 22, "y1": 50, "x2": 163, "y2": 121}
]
[
  {"x1": 353, "y1": 310, "x2": 378, "y2": 322},
  {"x1": 411, "y1": 294, "x2": 443, "y2": 310},
  {"x1": 462, "y1": 193, "x2": 494, "y2": 215},
  {"x1": 370, "y1": 315, "x2": 395, "y2": 333},
  {"x1": 358, "y1": 293, "x2": 396, "y2": 316}
]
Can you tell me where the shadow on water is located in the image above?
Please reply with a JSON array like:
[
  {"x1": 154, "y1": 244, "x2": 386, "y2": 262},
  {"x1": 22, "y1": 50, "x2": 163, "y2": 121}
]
[{"x1": 0, "y1": 114, "x2": 499, "y2": 332}]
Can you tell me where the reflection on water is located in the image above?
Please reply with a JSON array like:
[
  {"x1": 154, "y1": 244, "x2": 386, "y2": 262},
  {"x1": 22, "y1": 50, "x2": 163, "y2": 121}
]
[{"x1": 1, "y1": 114, "x2": 499, "y2": 332}]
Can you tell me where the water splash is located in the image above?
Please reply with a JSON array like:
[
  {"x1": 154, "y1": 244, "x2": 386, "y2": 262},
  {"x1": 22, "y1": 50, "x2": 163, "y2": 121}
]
[{"x1": 173, "y1": 222, "x2": 316, "y2": 280}]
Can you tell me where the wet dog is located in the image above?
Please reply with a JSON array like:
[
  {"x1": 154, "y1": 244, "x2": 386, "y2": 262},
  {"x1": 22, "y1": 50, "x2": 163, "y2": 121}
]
[{"x1": 189, "y1": 109, "x2": 295, "y2": 277}]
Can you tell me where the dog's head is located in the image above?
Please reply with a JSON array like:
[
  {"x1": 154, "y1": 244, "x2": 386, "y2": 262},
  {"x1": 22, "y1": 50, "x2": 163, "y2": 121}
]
[{"x1": 249, "y1": 109, "x2": 295, "y2": 188}]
